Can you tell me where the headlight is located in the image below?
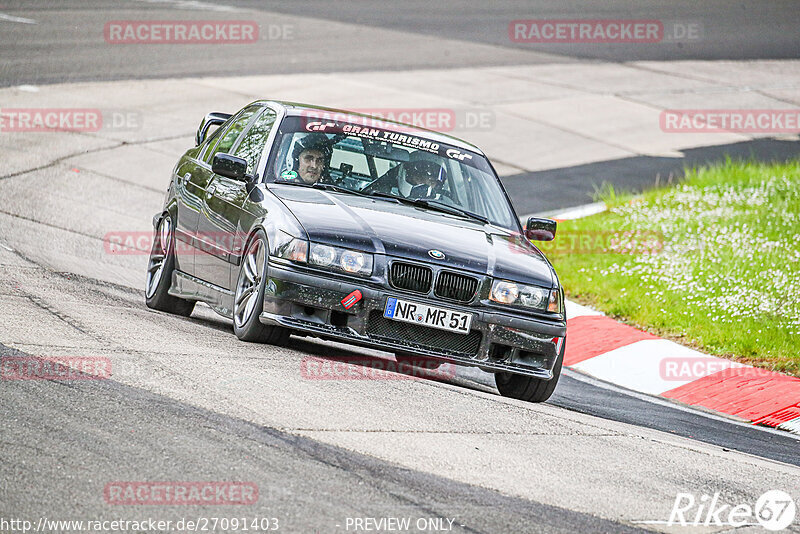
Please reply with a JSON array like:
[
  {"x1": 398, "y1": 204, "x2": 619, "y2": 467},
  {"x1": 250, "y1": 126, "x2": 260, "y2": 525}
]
[
  {"x1": 274, "y1": 234, "x2": 308, "y2": 263},
  {"x1": 490, "y1": 279, "x2": 561, "y2": 313},
  {"x1": 340, "y1": 250, "x2": 367, "y2": 274},
  {"x1": 310, "y1": 244, "x2": 336, "y2": 266},
  {"x1": 309, "y1": 243, "x2": 372, "y2": 277},
  {"x1": 490, "y1": 281, "x2": 519, "y2": 304}
]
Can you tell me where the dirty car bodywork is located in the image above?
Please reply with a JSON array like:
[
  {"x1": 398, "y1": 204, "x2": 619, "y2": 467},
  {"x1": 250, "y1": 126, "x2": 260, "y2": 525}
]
[{"x1": 147, "y1": 100, "x2": 567, "y2": 403}]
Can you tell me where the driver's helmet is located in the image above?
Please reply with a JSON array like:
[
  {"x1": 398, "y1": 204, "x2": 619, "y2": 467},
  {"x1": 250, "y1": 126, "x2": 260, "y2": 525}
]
[
  {"x1": 397, "y1": 160, "x2": 446, "y2": 199},
  {"x1": 290, "y1": 133, "x2": 333, "y2": 172}
]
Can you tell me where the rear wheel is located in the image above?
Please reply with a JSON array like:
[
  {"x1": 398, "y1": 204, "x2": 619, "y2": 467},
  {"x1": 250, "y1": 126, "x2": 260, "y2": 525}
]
[
  {"x1": 145, "y1": 214, "x2": 195, "y2": 317},
  {"x1": 233, "y1": 230, "x2": 290, "y2": 345},
  {"x1": 495, "y1": 340, "x2": 565, "y2": 403}
]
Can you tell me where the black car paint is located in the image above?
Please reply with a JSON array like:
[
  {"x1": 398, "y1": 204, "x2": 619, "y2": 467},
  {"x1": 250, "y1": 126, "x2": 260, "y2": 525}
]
[
  {"x1": 157, "y1": 100, "x2": 566, "y2": 378},
  {"x1": 270, "y1": 185, "x2": 556, "y2": 287}
]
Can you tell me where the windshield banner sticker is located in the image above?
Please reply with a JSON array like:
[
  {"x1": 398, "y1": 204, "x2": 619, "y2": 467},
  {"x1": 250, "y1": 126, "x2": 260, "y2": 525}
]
[{"x1": 295, "y1": 117, "x2": 489, "y2": 167}]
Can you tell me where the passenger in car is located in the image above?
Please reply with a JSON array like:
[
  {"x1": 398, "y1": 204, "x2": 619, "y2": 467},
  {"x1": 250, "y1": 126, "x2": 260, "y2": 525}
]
[{"x1": 397, "y1": 160, "x2": 446, "y2": 199}]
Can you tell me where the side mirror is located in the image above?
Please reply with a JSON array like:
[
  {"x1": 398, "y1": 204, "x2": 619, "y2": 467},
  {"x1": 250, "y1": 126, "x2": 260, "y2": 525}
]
[
  {"x1": 196, "y1": 112, "x2": 232, "y2": 146},
  {"x1": 524, "y1": 217, "x2": 557, "y2": 241},
  {"x1": 212, "y1": 153, "x2": 248, "y2": 182}
]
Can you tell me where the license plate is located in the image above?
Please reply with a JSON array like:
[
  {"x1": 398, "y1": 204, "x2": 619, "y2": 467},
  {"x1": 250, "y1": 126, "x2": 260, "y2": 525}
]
[{"x1": 383, "y1": 297, "x2": 472, "y2": 334}]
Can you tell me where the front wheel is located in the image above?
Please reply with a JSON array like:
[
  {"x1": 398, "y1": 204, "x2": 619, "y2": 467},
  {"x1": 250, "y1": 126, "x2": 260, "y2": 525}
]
[
  {"x1": 232, "y1": 230, "x2": 290, "y2": 345},
  {"x1": 495, "y1": 339, "x2": 565, "y2": 403},
  {"x1": 145, "y1": 214, "x2": 195, "y2": 317}
]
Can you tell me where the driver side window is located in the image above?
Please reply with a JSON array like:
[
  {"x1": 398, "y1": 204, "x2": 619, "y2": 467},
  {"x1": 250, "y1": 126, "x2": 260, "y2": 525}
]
[
  {"x1": 232, "y1": 109, "x2": 277, "y2": 175},
  {"x1": 203, "y1": 106, "x2": 259, "y2": 164}
]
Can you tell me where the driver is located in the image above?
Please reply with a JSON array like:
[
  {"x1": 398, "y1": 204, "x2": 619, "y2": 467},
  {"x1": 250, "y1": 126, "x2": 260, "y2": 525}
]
[
  {"x1": 289, "y1": 133, "x2": 333, "y2": 184},
  {"x1": 397, "y1": 160, "x2": 446, "y2": 199}
]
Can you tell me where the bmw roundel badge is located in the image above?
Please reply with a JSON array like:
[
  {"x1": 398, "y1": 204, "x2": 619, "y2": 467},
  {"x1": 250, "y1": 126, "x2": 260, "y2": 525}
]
[{"x1": 428, "y1": 249, "x2": 445, "y2": 259}]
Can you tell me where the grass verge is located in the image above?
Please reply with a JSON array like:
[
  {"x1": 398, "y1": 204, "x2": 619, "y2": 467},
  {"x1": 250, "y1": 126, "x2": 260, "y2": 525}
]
[{"x1": 541, "y1": 159, "x2": 800, "y2": 376}]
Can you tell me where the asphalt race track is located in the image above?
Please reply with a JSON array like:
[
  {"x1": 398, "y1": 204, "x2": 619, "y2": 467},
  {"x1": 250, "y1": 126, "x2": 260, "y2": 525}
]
[
  {"x1": 3, "y1": 0, "x2": 800, "y2": 86},
  {"x1": 1, "y1": 2, "x2": 799, "y2": 533}
]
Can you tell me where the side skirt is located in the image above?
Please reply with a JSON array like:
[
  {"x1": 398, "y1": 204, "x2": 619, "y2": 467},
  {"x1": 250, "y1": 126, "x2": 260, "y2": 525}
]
[{"x1": 169, "y1": 270, "x2": 234, "y2": 319}]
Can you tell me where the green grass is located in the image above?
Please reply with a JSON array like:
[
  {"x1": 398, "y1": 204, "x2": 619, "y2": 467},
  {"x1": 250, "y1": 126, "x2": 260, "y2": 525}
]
[{"x1": 542, "y1": 159, "x2": 800, "y2": 376}]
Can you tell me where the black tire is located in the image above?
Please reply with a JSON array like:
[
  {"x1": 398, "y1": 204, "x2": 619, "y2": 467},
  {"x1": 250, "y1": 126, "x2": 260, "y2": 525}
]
[
  {"x1": 145, "y1": 214, "x2": 195, "y2": 317},
  {"x1": 232, "y1": 230, "x2": 290, "y2": 345},
  {"x1": 495, "y1": 339, "x2": 565, "y2": 403}
]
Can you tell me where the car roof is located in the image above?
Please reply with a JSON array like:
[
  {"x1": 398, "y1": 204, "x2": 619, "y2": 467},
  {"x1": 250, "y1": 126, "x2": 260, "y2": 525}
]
[{"x1": 255, "y1": 100, "x2": 485, "y2": 155}]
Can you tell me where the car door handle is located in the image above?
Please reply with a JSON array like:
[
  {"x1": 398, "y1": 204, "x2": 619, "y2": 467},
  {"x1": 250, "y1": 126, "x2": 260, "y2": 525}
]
[{"x1": 205, "y1": 185, "x2": 216, "y2": 199}]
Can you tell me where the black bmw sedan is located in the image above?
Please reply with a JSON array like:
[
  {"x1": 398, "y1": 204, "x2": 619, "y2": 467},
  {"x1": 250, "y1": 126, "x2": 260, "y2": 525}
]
[{"x1": 146, "y1": 101, "x2": 566, "y2": 402}]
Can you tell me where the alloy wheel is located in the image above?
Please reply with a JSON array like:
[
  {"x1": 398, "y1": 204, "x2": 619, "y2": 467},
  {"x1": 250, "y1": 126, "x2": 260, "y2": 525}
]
[
  {"x1": 146, "y1": 216, "x2": 172, "y2": 299},
  {"x1": 234, "y1": 238, "x2": 265, "y2": 328}
]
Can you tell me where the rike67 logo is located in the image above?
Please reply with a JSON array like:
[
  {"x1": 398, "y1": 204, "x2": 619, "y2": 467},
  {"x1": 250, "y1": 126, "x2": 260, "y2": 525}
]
[{"x1": 667, "y1": 490, "x2": 796, "y2": 531}]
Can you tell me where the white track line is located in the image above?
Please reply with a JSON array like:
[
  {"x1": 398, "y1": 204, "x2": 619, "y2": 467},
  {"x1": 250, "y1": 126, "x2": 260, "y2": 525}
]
[
  {"x1": 778, "y1": 417, "x2": 800, "y2": 435},
  {"x1": 134, "y1": 0, "x2": 241, "y2": 12},
  {"x1": 0, "y1": 13, "x2": 37, "y2": 24},
  {"x1": 521, "y1": 201, "x2": 607, "y2": 223},
  {"x1": 565, "y1": 299, "x2": 603, "y2": 318},
  {"x1": 552, "y1": 201, "x2": 607, "y2": 219}
]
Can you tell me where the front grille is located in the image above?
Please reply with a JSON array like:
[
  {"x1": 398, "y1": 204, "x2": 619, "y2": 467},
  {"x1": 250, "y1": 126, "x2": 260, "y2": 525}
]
[
  {"x1": 366, "y1": 311, "x2": 482, "y2": 357},
  {"x1": 389, "y1": 262, "x2": 432, "y2": 294},
  {"x1": 434, "y1": 271, "x2": 479, "y2": 302}
]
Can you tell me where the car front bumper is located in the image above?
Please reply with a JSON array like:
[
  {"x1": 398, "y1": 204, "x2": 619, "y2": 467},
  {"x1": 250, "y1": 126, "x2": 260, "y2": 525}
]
[{"x1": 259, "y1": 261, "x2": 567, "y2": 379}]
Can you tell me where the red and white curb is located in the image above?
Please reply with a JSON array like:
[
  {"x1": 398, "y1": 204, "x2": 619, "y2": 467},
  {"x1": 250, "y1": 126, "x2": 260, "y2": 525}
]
[
  {"x1": 565, "y1": 300, "x2": 800, "y2": 434},
  {"x1": 527, "y1": 203, "x2": 798, "y2": 433}
]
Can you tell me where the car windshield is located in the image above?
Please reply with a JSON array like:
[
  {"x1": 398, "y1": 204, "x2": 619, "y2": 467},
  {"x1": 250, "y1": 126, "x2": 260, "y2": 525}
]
[{"x1": 265, "y1": 115, "x2": 519, "y2": 231}]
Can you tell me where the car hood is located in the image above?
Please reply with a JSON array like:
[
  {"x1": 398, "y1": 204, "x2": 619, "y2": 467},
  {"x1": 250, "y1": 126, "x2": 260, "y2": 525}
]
[{"x1": 270, "y1": 185, "x2": 555, "y2": 287}]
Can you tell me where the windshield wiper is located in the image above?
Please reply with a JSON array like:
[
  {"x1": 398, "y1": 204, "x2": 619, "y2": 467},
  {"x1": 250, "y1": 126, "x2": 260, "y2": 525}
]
[
  {"x1": 416, "y1": 199, "x2": 490, "y2": 224},
  {"x1": 276, "y1": 180, "x2": 370, "y2": 198},
  {"x1": 310, "y1": 182, "x2": 365, "y2": 195},
  {"x1": 278, "y1": 182, "x2": 490, "y2": 224},
  {"x1": 364, "y1": 192, "x2": 489, "y2": 224},
  {"x1": 361, "y1": 191, "x2": 402, "y2": 203}
]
